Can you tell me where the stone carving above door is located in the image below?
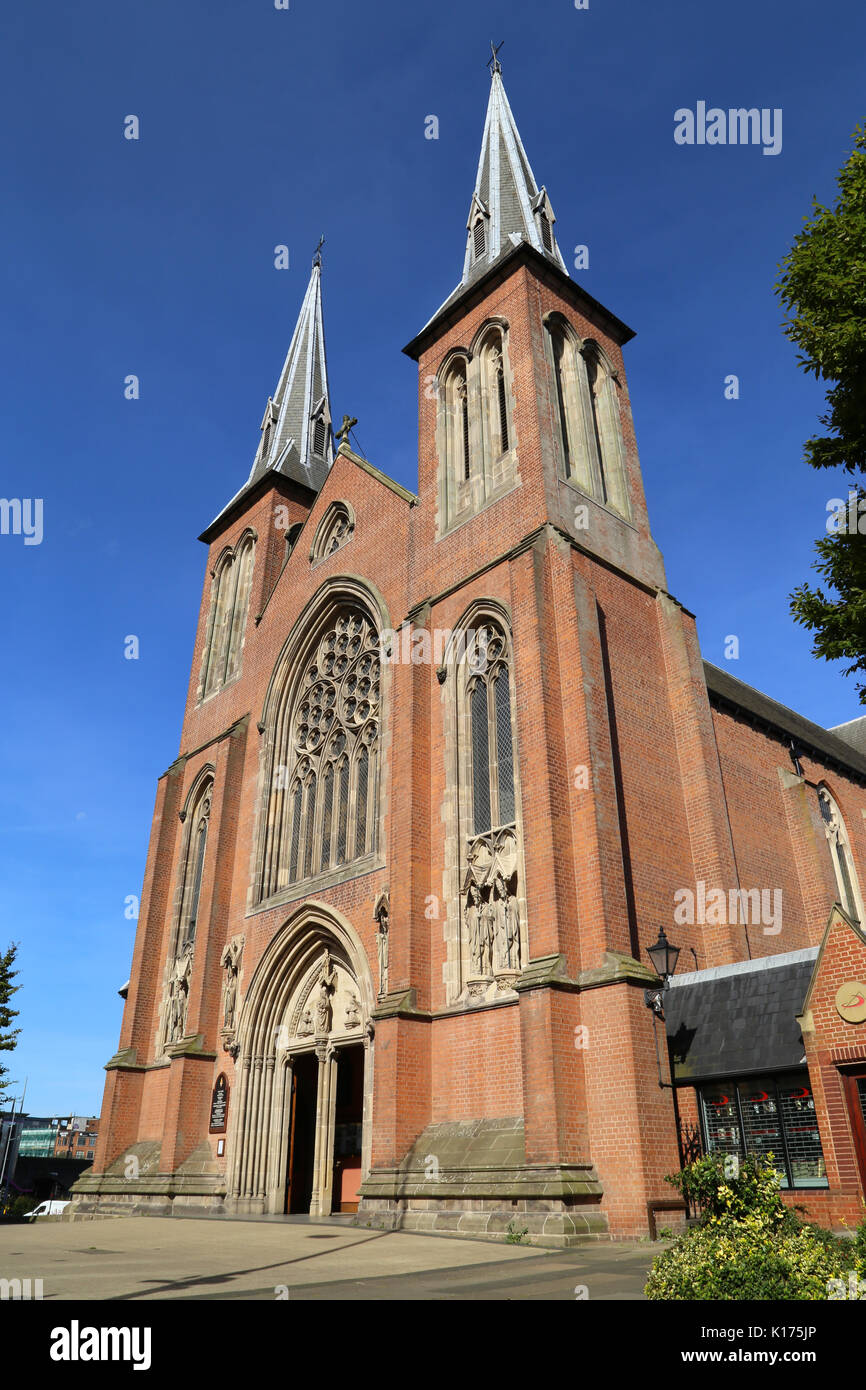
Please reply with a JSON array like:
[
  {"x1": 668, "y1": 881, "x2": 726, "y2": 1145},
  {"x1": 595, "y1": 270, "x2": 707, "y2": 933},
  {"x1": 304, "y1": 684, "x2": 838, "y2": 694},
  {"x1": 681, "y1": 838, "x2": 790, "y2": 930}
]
[{"x1": 281, "y1": 949, "x2": 367, "y2": 1049}]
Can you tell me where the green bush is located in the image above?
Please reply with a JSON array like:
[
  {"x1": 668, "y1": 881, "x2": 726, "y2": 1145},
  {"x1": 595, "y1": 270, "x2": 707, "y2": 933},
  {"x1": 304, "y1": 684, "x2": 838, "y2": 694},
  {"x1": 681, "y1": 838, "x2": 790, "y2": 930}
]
[
  {"x1": 647, "y1": 1155, "x2": 864, "y2": 1301},
  {"x1": 665, "y1": 1150, "x2": 787, "y2": 1227},
  {"x1": 646, "y1": 1218, "x2": 859, "y2": 1301}
]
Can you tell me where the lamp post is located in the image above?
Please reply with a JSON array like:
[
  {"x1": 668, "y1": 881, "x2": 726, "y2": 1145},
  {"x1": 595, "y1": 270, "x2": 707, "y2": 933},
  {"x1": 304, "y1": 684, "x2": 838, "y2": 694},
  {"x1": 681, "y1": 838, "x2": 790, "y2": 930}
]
[{"x1": 644, "y1": 926, "x2": 681, "y2": 1019}]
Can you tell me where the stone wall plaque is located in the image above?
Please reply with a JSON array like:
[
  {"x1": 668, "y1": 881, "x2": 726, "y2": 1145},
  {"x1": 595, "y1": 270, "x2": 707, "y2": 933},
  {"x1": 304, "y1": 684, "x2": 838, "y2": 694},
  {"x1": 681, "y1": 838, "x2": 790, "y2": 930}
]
[{"x1": 209, "y1": 1073, "x2": 229, "y2": 1133}]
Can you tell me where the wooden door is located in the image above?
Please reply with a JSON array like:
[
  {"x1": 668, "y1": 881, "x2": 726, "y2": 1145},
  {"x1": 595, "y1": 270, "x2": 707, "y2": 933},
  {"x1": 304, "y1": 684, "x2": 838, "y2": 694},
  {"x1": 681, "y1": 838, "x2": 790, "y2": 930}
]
[{"x1": 842, "y1": 1066, "x2": 866, "y2": 1193}]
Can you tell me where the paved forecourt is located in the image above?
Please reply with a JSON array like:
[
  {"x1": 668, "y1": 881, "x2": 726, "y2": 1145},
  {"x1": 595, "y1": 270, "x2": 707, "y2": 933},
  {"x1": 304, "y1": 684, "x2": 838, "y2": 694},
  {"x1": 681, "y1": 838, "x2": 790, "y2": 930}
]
[{"x1": 0, "y1": 1217, "x2": 656, "y2": 1300}]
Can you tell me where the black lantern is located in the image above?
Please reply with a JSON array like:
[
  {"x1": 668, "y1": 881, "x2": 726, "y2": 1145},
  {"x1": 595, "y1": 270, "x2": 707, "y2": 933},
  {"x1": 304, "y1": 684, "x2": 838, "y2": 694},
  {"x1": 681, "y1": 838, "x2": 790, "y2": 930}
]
[
  {"x1": 644, "y1": 927, "x2": 680, "y2": 1019},
  {"x1": 646, "y1": 926, "x2": 680, "y2": 984}
]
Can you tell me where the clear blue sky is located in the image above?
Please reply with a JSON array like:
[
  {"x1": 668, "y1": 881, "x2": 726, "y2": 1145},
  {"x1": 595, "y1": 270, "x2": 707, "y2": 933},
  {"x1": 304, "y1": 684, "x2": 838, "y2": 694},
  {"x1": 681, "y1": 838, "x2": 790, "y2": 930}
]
[{"x1": 2, "y1": 0, "x2": 864, "y2": 1114}]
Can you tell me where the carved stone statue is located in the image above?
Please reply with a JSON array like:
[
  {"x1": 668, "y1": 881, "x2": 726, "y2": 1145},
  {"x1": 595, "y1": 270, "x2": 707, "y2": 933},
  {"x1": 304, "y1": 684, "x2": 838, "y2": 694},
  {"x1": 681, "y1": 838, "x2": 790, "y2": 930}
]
[
  {"x1": 504, "y1": 879, "x2": 521, "y2": 969},
  {"x1": 375, "y1": 891, "x2": 390, "y2": 996},
  {"x1": 168, "y1": 980, "x2": 187, "y2": 1043},
  {"x1": 166, "y1": 941, "x2": 193, "y2": 1045},
  {"x1": 220, "y1": 937, "x2": 244, "y2": 1030},
  {"x1": 345, "y1": 993, "x2": 361, "y2": 1029},
  {"x1": 315, "y1": 951, "x2": 337, "y2": 1034},
  {"x1": 465, "y1": 882, "x2": 487, "y2": 976},
  {"x1": 298, "y1": 1008, "x2": 314, "y2": 1037},
  {"x1": 490, "y1": 873, "x2": 509, "y2": 972}
]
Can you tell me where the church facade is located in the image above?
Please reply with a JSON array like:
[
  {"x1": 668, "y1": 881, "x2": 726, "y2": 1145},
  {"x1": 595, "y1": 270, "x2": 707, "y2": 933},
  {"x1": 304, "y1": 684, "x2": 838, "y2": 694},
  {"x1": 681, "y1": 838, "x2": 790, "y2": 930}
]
[{"x1": 72, "y1": 63, "x2": 866, "y2": 1242}]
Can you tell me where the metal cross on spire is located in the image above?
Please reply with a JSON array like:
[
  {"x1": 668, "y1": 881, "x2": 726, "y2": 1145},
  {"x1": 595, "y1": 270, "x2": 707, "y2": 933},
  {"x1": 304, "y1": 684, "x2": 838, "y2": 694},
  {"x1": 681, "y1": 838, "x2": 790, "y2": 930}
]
[
  {"x1": 312, "y1": 234, "x2": 325, "y2": 268},
  {"x1": 336, "y1": 414, "x2": 357, "y2": 446},
  {"x1": 487, "y1": 40, "x2": 504, "y2": 75}
]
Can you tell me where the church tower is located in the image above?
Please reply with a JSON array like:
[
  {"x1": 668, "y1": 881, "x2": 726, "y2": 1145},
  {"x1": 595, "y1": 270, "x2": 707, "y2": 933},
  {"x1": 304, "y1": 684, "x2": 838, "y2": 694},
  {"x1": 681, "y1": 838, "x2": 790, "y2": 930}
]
[
  {"x1": 75, "y1": 256, "x2": 340, "y2": 1207},
  {"x1": 356, "y1": 55, "x2": 690, "y2": 1241},
  {"x1": 404, "y1": 51, "x2": 666, "y2": 595}
]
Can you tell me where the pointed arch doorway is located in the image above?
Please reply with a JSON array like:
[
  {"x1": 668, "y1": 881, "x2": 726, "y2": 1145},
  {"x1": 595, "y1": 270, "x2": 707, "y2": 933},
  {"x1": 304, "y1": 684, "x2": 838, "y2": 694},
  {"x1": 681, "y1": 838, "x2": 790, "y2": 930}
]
[{"x1": 226, "y1": 906, "x2": 374, "y2": 1217}]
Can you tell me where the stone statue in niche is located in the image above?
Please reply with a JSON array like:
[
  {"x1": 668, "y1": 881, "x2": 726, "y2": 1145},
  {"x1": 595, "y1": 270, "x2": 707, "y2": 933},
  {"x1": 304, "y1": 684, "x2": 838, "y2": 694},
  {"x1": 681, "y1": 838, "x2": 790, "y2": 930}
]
[
  {"x1": 465, "y1": 881, "x2": 487, "y2": 976},
  {"x1": 505, "y1": 878, "x2": 521, "y2": 970},
  {"x1": 490, "y1": 873, "x2": 509, "y2": 971},
  {"x1": 462, "y1": 857, "x2": 522, "y2": 993},
  {"x1": 315, "y1": 951, "x2": 337, "y2": 1034},
  {"x1": 220, "y1": 936, "x2": 244, "y2": 1030},
  {"x1": 374, "y1": 890, "x2": 389, "y2": 996},
  {"x1": 166, "y1": 942, "x2": 194, "y2": 1044},
  {"x1": 345, "y1": 993, "x2": 361, "y2": 1029},
  {"x1": 298, "y1": 1008, "x2": 314, "y2": 1037}
]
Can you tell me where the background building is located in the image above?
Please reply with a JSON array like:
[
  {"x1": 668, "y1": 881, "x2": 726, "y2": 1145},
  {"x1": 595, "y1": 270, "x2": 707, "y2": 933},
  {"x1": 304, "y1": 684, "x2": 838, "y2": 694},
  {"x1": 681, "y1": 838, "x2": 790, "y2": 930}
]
[{"x1": 1, "y1": 1114, "x2": 99, "y2": 1206}]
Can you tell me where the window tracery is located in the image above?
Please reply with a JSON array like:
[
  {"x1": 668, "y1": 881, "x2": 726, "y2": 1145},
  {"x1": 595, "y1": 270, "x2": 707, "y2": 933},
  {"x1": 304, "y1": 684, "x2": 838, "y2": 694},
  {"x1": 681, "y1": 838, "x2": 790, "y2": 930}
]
[{"x1": 260, "y1": 609, "x2": 380, "y2": 899}]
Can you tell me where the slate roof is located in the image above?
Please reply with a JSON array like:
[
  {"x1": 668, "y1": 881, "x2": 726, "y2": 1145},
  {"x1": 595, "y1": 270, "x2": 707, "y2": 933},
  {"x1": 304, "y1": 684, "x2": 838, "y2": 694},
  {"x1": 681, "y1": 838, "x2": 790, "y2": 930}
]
[
  {"x1": 704, "y1": 661, "x2": 866, "y2": 783},
  {"x1": 830, "y1": 715, "x2": 866, "y2": 757},
  {"x1": 665, "y1": 948, "x2": 818, "y2": 1083}
]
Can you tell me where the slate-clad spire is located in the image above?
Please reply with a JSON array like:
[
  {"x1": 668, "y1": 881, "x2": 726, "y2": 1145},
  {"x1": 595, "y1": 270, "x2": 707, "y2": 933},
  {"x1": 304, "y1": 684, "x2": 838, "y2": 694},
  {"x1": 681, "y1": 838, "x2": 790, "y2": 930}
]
[
  {"x1": 460, "y1": 62, "x2": 568, "y2": 289},
  {"x1": 247, "y1": 250, "x2": 333, "y2": 492},
  {"x1": 413, "y1": 58, "x2": 571, "y2": 340},
  {"x1": 205, "y1": 251, "x2": 334, "y2": 534}
]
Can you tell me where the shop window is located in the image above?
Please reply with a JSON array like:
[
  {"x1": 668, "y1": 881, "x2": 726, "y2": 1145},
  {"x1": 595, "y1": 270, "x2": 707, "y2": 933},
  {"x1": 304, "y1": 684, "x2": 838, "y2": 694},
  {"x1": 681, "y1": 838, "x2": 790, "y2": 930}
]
[{"x1": 699, "y1": 1072, "x2": 827, "y2": 1189}]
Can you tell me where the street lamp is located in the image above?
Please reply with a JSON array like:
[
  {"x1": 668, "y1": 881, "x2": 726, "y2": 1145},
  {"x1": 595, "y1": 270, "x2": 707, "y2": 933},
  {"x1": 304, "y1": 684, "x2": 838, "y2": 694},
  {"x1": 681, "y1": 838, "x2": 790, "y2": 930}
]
[{"x1": 644, "y1": 926, "x2": 681, "y2": 1018}]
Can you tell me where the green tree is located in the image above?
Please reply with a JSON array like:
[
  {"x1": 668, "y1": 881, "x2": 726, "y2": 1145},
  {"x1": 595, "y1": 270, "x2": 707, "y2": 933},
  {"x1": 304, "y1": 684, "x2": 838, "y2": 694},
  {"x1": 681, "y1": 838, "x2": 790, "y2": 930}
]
[
  {"x1": 0, "y1": 944, "x2": 20, "y2": 1105},
  {"x1": 775, "y1": 126, "x2": 866, "y2": 698}
]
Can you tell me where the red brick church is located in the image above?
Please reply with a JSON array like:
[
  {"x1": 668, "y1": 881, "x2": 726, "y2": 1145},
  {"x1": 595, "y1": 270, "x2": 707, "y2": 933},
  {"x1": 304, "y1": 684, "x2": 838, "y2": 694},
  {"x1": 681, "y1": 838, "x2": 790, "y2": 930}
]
[{"x1": 72, "y1": 60, "x2": 866, "y2": 1240}]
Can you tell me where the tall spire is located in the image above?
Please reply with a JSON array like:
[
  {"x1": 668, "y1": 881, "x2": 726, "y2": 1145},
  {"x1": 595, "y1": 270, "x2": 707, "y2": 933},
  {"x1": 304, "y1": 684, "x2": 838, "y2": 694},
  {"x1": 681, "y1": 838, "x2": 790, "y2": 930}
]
[
  {"x1": 203, "y1": 252, "x2": 334, "y2": 535},
  {"x1": 460, "y1": 53, "x2": 568, "y2": 289},
  {"x1": 246, "y1": 248, "x2": 333, "y2": 494}
]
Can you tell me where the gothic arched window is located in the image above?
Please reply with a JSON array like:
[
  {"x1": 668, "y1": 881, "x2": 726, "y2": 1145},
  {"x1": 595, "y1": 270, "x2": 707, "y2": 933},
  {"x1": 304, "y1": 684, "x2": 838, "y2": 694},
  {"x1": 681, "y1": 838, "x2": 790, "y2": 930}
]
[
  {"x1": 547, "y1": 318, "x2": 595, "y2": 496},
  {"x1": 438, "y1": 356, "x2": 472, "y2": 529},
  {"x1": 478, "y1": 327, "x2": 511, "y2": 466},
  {"x1": 467, "y1": 625, "x2": 516, "y2": 835},
  {"x1": 437, "y1": 329, "x2": 519, "y2": 536},
  {"x1": 201, "y1": 531, "x2": 256, "y2": 697},
  {"x1": 454, "y1": 618, "x2": 525, "y2": 993},
  {"x1": 311, "y1": 503, "x2": 354, "y2": 563},
  {"x1": 818, "y1": 787, "x2": 863, "y2": 922},
  {"x1": 583, "y1": 343, "x2": 630, "y2": 518},
  {"x1": 180, "y1": 783, "x2": 211, "y2": 948},
  {"x1": 546, "y1": 319, "x2": 630, "y2": 519},
  {"x1": 161, "y1": 774, "x2": 213, "y2": 1051},
  {"x1": 259, "y1": 607, "x2": 380, "y2": 899}
]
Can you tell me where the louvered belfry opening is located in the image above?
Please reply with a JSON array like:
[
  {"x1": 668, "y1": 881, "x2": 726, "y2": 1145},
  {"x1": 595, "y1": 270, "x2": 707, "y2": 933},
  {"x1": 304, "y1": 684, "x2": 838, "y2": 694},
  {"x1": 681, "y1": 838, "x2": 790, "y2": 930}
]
[{"x1": 473, "y1": 217, "x2": 486, "y2": 261}]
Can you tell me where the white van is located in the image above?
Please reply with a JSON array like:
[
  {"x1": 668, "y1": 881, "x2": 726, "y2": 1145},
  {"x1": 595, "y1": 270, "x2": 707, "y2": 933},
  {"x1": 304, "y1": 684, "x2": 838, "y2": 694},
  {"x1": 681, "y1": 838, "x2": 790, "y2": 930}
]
[{"x1": 25, "y1": 1199, "x2": 70, "y2": 1220}]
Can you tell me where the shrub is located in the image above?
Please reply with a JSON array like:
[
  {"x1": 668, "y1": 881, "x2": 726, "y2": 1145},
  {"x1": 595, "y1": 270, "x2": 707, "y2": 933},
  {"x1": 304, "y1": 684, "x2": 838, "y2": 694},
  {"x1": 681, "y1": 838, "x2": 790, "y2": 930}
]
[
  {"x1": 647, "y1": 1155, "x2": 864, "y2": 1300},
  {"x1": 646, "y1": 1218, "x2": 860, "y2": 1301},
  {"x1": 666, "y1": 1151, "x2": 787, "y2": 1227}
]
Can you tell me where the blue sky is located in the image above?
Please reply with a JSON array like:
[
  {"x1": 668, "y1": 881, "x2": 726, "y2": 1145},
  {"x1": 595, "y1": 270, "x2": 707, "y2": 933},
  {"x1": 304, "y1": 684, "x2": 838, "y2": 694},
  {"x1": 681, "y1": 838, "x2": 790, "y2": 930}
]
[{"x1": 2, "y1": 0, "x2": 864, "y2": 1114}]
